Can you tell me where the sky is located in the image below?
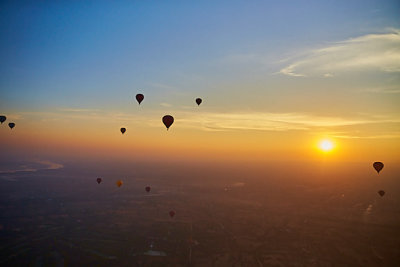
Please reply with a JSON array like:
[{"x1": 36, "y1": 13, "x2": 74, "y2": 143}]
[{"x1": 0, "y1": 0, "x2": 399, "y2": 164}]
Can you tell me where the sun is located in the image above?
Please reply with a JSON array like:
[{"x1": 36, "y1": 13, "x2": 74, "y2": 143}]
[{"x1": 318, "y1": 139, "x2": 334, "y2": 152}]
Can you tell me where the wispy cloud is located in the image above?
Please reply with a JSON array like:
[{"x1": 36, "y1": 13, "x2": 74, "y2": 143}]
[
  {"x1": 177, "y1": 112, "x2": 400, "y2": 133},
  {"x1": 280, "y1": 29, "x2": 400, "y2": 77},
  {"x1": 358, "y1": 86, "x2": 400, "y2": 94},
  {"x1": 160, "y1": 103, "x2": 172, "y2": 107},
  {"x1": 59, "y1": 108, "x2": 100, "y2": 112},
  {"x1": 8, "y1": 109, "x2": 400, "y2": 139},
  {"x1": 0, "y1": 159, "x2": 63, "y2": 175},
  {"x1": 331, "y1": 134, "x2": 400, "y2": 139}
]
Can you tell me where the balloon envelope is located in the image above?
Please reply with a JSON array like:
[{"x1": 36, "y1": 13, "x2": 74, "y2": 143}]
[
  {"x1": 196, "y1": 98, "x2": 202, "y2": 106},
  {"x1": 169, "y1": 210, "x2": 175, "y2": 218},
  {"x1": 116, "y1": 180, "x2": 123, "y2": 187},
  {"x1": 378, "y1": 190, "x2": 385, "y2": 197},
  {"x1": 162, "y1": 115, "x2": 174, "y2": 130},
  {"x1": 136, "y1": 94, "x2": 144, "y2": 105},
  {"x1": 0, "y1": 116, "x2": 6, "y2": 124},
  {"x1": 145, "y1": 186, "x2": 151, "y2": 193},
  {"x1": 96, "y1": 178, "x2": 102, "y2": 184},
  {"x1": 120, "y1": 128, "x2": 126, "y2": 134},
  {"x1": 8, "y1": 123, "x2": 15, "y2": 129},
  {"x1": 373, "y1": 162, "x2": 384, "y2": 173}
]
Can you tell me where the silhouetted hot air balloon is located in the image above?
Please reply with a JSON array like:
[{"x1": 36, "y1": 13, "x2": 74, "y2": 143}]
[
  {"x1": 97, "y1": 178, "x2": 102, "y2": 184},
  {"x1": 116, "y1": 180, "x2": 123, "y2": 187},
  {"x1": 136, "y1": 94, "x2": 144, "y2": 105},
  {"x1": 162, "y1": 115, "x2": 174, "y2": 130},
  {"x1": 195, "y1": 98, "x2": 202, "y2": 106},
  {"x1": 145, "y1": 186, "x2": 151, "y2": 193},
  {"x1": 373, "y1": 162, "x2": 384, "y2": 174},
  {"x1": 378, "y1": 190, "x2": 385, "y2": 197},
  {"x1": 120, "y1": 128, "x2": 126, "y2": 134},
  {"x1": 8, "y1": 123, "x2": 15, "y2": 129},
  {"x1": 169, "y1": 210, "x2": 175, "y2": 218},
  {"x1": 0, "y1": 116, "x2": 6, "y2": 124}
]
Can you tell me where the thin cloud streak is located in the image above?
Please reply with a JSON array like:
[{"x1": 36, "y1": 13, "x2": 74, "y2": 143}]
[
  {"x1": 0, "y1": 159, "x2": 64, "y2": 175},
  {"x1": 359, "y1": 86, "x2": 400, "y2": 94},
  {"x1": 331, "y1": 134, "x2": 400, "y2": 139},
  {"x1": 178, "y1": 112, "x2": 400, "y2": 133},
  {"x1": 9, "y1": 109, "x2": 400, "y2": 139},
  {"x1": 59, "y1": 108, "x2": 100, "y2": 113},
  {"x1": 279, "y1": 29, "x2": 400, "y2": 77}
]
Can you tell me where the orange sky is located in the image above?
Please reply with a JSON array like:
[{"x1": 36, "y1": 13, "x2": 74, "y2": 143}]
[
  {"x1": 1, "y1": 112, "x2": 398, "y2": 164},
  {"x1": 1, "y1": 4, "x2": 399, "y2": 165}
]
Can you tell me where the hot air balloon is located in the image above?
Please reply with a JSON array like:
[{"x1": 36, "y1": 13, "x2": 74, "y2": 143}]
[
  {"x1": 8, "y1": 123, "x2": 15, "y2": 129},
  {"x1": 120, "y1": 128, "x2": 126, "y2": 134},
  {"x1": 373, "y1": 162, "x2": 384, "y2": 174},
  {"x1": 145, "y1": 186, "x2": 151, "y2": 193},
  {"x1": 195, "y1": 98, "x2": 202, "y2": 106},
  {"x1": 0, "y1": 116, "x2": 6, "y2": 124},
  {"x1": 378, "y1": 190, "x2": 385, "y2": 197},
  {"x1": 169, "y1": 210, "x2": 175, "y2": 218},
  {"x1": 136, "y1": 94, "x2": 144, "y2": 105},
  {"x1": 96, "y1": 178, "x2": 102, "y2": 184},
  {"x1": 116, "y1": 180, "x2": 123, "y2": 187},
  {"x1": 162, "y1": 115, "x2": 174, "y2": 130}
]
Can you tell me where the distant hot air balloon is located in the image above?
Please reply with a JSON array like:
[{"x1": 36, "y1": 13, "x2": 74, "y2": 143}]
[
  {"x1": 169, "y1": 210, "x2": 175, "y2": 218},
  {"x1": 145, "y1": 186, "x2": 151, "y2": 193},
  {"x1": 120, "y1": 128, "x2": 126, "y2": 134},
  {"x1": 378, "y1": 190, "x2": 385, "y2": 197},
  {"x1": 97, "y1": 178, "x2": 102, "y2": 184},
  {"x1": 162, "y1": 115, "x2": 174, "y2": 130},
  {"x1": 136, "y1": 94, "x2": 144, "y2": 105},
  {"x1": 195, "y1": 98, "x2": 202, "y2": 106},
  {"x1": 116, "y1": 180, "x2": 123, "y2": 187},
  {"x1": 373, "y1": 162, "x2": 384, "y2": 174},
  {"x1": 0, "y1": 116, "x2": 6, "y2": 124},
  {"x1": 8, "y1": 123, "x2": 15, "y2": 129}
]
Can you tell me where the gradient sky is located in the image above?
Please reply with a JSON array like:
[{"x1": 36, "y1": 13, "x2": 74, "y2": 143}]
[{"x1": 1, "y1": 1, "x2": 399, "y2": 163}]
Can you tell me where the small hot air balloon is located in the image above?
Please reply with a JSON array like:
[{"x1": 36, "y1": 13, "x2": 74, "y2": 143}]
[
  {"x1": 0, "y1": 116, "x2": 6, "y2": 124},
  {"x1": 96, "y1": 178, "x2": 102, "y2": 184},
  {"x1": 120, "y1": 128, "x2": 126, "y2": 134},
  {"x1": 8, "y1": 123, "x2": 15, "y2": 129},
  {"x1": 145, "y1": 186, "x2": 151, "y2": 193},
  {"x1": 162, "y1": 115, "x2": 174, "y2": 130},
  {"x1": 195, "y1": 98, "x2": 202, "y2": 106},
  {"x1": 136, "y1": 94, "x2": 144, "y2": 105},
  {"x1": 373, "y1": 162, "x2": 384, "y2": 174},
  {"x1": 116, "y1": 180, "x2": 123, "y2": 187},
  {"x1": 169, "y1": 210, "x2": 175, "y2": 218},
  {"x1": 378, "y1": 190, "x2": 385, "y2": 197}
]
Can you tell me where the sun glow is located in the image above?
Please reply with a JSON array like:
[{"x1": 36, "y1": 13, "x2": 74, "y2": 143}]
[{"x1": 319, "y1": 139, "x2": 334, "y2": 152}]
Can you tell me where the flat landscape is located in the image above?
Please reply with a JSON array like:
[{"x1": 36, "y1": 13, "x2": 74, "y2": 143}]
[{"x1": 1, "y1": 161, "x2": 399, "y2": 266}]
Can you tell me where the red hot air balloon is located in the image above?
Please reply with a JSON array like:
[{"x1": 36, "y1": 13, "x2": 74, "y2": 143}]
[
  {"x1": 136, "y1": 94, "x2": 144, "y2": 105},
  {"x1": 145, "y1": 186, "x2": 151, "y2": 193},
  {"x1": 116, "y1": 180, "x2": 123, "y2": 187},
  {"x1": 378, "y1": 190, "x2": 385, "y2": 197},
  {"x1": 169, "y1": 210, "x2": 175, "y2": 218},
  {"x1": 373, "y1": 162, "x2": 384, "y2": 174},
  {"x1": 195, "y1": 98, "x2": 202, "y2": 106},
  {"x1": 8, "y1": 123, "x2": 15, "y2": 129},
  {"x1": 120, "y1": 127, "x2": 126, "y2": 134},
  {"x1": 162, "y1": 115, "x2": 174, "y2": 130},
  {"x1": 0, "y1": 116, "x2": 6, "y2": 124},
  {"x1": 97, "y1": 178, "x2": 102, "y2": 184}
]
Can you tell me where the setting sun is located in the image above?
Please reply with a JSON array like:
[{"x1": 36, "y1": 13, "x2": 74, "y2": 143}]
[{"x1": 319, "y1": 139, "x2": 334, "y2": 152}]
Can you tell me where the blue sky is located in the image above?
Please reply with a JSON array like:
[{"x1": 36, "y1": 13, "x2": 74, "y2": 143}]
[
  {"x1": 0, "y1": 1, "x2": 399, "y2": 164},
  {"x1": 1, "y1": 0, "x2": 399, "y2": 111}
]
